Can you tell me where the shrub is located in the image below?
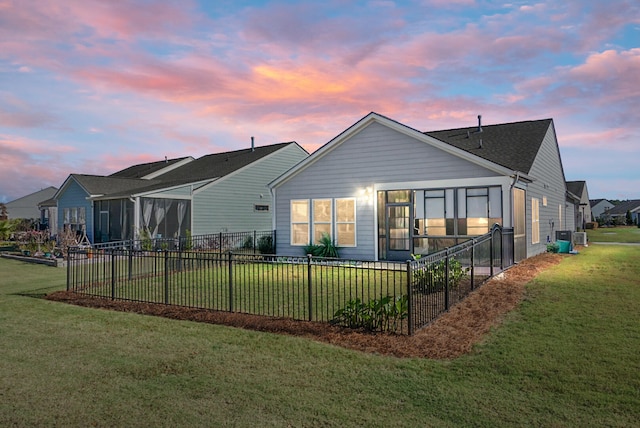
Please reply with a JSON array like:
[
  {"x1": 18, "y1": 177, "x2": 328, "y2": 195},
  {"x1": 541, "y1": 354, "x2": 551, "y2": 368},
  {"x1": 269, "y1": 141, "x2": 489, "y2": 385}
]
[
  {"x1": 547, "y1": 242, "x2": 560, "y2": 253},
  {"x1": 139, "y1": 228, "x2": 153, "y2": 251},
  {"x1": 412, "y1": 256, "x2": 469, "y2": 294},
  {"x1": 303, "y1": 233, "x2": 339, "y2": 258},
  {"x1": 183, "y1": 229, "x2": 193, "y2": 250},
  {"x1": 242, "y1": 235, "x2": 254, "y2": 250},
  {"x1": 257, "y1": 235, "x2": 274, "y2": 254},
  {"x1": 332, "y1": 295, "x2": 408, "y2": 332}
]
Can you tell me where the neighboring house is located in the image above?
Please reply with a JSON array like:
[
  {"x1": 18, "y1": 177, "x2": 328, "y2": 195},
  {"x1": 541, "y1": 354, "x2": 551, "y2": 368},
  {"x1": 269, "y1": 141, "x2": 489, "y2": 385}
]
[
  {"x1": 607, "y1": 200, "x2": 640, "y2": 225},
  {"x1": 38, "y1": 197, "x2": 58, "y2": 236},
  {"x1": 590, "y1": 199, "x2": 615, "y2": 220},
  {"x1": 566, "y1": 180, "x2": 592, "y2": 230},
  {"x1": 53, "y1": 143, "x2": 308, "y2": 244},
  {"x1": 4, "y1": 187, "x2": 58, "y2": 222},
  {"x1": 271, "y1": 112, "x2": 575, "y2": 262}
]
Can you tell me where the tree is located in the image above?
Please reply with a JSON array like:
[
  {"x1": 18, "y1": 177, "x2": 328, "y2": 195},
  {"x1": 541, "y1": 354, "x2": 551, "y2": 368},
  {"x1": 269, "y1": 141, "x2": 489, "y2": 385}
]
[
  {"x1": 0, "y1": 203, "x2": 7, "y2": 221},
  {"x1": 626, "y1": 210, "x2": 633, "y2": 226}
]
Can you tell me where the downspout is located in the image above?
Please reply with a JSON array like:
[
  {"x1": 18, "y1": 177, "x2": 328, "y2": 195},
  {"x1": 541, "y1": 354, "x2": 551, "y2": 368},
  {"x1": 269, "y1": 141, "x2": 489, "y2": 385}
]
[
  {"x1": 131, "y1": 197, "x2": 139, "y2": 241},
  {"x1": 509, "y1": 171, "x2": 521, "y2": 228}
]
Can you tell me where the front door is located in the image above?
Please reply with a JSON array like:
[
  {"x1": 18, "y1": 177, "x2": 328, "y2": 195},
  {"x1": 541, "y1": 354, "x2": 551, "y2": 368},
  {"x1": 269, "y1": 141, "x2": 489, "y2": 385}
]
[{"x1": 386, "y1": 204, "x2": 411, "y2": 261}]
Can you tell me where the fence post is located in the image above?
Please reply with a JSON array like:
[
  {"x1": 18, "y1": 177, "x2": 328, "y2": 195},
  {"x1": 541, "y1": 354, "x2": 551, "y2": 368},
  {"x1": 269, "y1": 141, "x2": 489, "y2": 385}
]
[
  {"x1": 470, "y1": 240, "x2": 475, "y2": 290},
  {"x1": 444, "y1": 249, "x2": 450, "y2": 311},
  {"x1": 489, "y1": 232, "x2": 494, "y2": 277},
  {"x1": 253, "y1": 230, "x2": 257, "y2": 253},
  {"x1": 164, "y1": 250, "x2": 169, "y2": 304},
  {"x1": 273, "y1": 229, "x2": 277, "y2": 254},
  {"x1": 111, "y1": 251, "x2": 116, "y2": 300},
  {"x1": 228, "y1": 251, "x2": 234, "y2": 312},
  {"x1": 128, "y1": 249, "x2": 133, "y2": 280},
  {"x1": 66, "y1": 248, "x2": 71, "y2": 291},
  {"x1": 307, "y1": 254, "x2": 313, "y2": 321},
  {"x1": 406, "y1": 260, "x2": 413, "y2": 336}
]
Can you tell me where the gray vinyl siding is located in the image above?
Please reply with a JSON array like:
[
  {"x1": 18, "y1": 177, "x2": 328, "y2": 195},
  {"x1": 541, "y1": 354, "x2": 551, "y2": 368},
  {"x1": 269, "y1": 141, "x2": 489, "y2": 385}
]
[
  {"x1": 275, "y1": 122, "x2": 500, "y2": 259},
  {"x1": 524, "y1": 122, "x2": 568, "y2": 257},
  {"x1": 192, "y1": 144, "x2": 307, "y2": 234},
  {"x1": 57, "y1": 180, "x2": 94, "y2": 243}
]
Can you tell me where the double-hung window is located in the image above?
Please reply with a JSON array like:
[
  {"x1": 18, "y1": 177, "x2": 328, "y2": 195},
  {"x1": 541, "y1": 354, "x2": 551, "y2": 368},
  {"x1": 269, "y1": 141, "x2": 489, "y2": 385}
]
[
  {"x1": 335, "y1": 198, "x2": 356, "y2": 246},
  {"x1": 313, "y1": 199, "x2": 332, "y2": 243},
  {"x1": 291, "y1": 200, "x2": 310, "y2": 245}
]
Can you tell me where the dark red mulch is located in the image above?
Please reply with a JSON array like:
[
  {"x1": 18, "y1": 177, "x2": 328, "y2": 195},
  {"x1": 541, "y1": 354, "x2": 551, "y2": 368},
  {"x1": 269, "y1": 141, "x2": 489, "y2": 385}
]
[{"x1": 45, "y1": 252, "x2": 564, "y2": 359}]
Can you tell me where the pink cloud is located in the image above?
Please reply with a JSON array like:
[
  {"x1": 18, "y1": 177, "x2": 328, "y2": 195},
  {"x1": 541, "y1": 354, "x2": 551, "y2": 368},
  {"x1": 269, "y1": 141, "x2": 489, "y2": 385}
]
[
  {"x1": 567, "y1": 49, "x2": 640, "y2": 103},
  {"x1": 560, "y1": 127, "x2": 639, "y2": 150}
]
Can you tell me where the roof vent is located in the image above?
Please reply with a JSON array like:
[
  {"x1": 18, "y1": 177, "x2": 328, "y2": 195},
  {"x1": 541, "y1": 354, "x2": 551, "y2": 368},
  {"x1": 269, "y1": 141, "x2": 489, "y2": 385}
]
[
  {"x1": 477, "y1": 115, "x2": 482, "y2": 133},
  {"x1": 478, "y1": 138, "x2": 483, "y2": 149},
  {"x1": 251, "y1": 136, "x2": 255, "y2": 152},
  {"x1": 165, "y1": 156, "x2": 168, "y2": 163}
]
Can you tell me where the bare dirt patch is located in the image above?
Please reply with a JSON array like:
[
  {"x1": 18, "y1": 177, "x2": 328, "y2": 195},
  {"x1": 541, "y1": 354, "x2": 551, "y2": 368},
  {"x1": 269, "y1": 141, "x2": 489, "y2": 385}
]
[{"x1": 46, "y1": 252, "x2": 564, "y2": 359}]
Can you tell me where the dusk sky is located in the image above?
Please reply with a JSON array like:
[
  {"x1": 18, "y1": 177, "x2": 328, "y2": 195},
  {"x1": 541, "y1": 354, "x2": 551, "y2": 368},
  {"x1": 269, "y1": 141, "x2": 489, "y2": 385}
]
[{"x1": 1, "y1": 0, "x2": 639, "y2": 203}]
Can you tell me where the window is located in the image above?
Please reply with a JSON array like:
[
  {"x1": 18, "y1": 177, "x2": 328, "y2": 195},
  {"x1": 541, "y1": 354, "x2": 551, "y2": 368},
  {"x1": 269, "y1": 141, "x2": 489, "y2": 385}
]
[
  {"x1": 291, "y1": 198, "x2": 357, "y2": 247},
  {"x1": 532, "y1": 198, "x2": 540, "y2": 244},
  {"x1": 291, "y1": 200, "x2": 309, "y2": 245},
  {"x1": 63, "y1": 207, "x2": 86, "y2": 232},
  {"x1": 424, "y1": 190, "x2": 446, "y2": 236},
  {"x1": 313, "y1": 199, "x2": 332, "y2": 243},
  {"x1": 335, "y1": 198, "x2": 356, "y2": 247},
  {"x1": 466, "y1": 188, "x2": 489, "y2": 235},
  {"x1": 413, "y1": 186, "x2": 502, "y2": 238}
]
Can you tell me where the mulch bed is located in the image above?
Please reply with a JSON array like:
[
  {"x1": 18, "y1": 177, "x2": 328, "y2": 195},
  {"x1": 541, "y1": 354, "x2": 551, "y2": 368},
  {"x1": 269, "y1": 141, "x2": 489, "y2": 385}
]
[{"x1": 45, "y1": 252, "x2": 564, "y2": 359}]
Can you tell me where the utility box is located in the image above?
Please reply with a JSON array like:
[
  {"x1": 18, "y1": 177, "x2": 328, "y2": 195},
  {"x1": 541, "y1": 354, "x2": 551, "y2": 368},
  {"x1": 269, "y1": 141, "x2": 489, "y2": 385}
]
[
  {"x1": 574, "y1": 232, "x2": 588, "y2": 246},
  {"x1": 556, "y1": 230, "x2": 573, "y2": 242}
]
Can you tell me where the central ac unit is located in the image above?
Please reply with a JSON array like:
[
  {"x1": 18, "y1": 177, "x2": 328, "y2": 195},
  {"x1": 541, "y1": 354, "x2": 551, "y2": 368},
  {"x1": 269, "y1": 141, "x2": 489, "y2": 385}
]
[{"x1": 574, "y1": 232, "x2": 587, "y2": 246}]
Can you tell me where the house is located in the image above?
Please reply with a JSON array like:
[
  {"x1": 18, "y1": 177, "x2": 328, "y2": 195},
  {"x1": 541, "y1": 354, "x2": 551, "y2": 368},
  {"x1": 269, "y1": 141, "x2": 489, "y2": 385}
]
[
  {"x1": 271, "y1": 112, "x2": 575, "y2": 262},
  {"x1": 53, "y1": 143, "x2": 308, "y2": 244},
  {"x1": 590, "y1": 199, "x2": 615, "y2": 221},
  {"x1": 606, "y1": 200, "x2": 640, "y2": 225},
  {"x1": 566, "y1": 180, "x2": 592, "y2": 230},
  {"x1": 4, "y1": 186, "x2": 58, "y2": 224}
]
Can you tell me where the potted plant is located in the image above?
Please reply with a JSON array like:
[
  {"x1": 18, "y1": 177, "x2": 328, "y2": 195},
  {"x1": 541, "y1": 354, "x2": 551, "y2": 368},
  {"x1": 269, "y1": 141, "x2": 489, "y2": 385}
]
[
  {"x1": 42, "y1": 240, "x2": 55, "y2": 258},
  {"x1": 19, "y1": 242, "x2": 30, "y2": 256}
]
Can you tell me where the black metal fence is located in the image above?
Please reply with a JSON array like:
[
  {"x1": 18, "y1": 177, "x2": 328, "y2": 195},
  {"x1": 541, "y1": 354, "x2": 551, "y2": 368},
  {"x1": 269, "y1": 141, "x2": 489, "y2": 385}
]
[
  {"x1": 92, "y1": 230, "x2": 276, "y2": 254},
  {"x1": 67, "y1": 225, "x2": 514, "y2": 335}
]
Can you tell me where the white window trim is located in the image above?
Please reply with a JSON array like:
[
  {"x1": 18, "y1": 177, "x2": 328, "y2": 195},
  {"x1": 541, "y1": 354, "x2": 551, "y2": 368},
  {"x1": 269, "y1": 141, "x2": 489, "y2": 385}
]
[{"x1": 290, "y1": 199, "x2": 310, "y2": 246}]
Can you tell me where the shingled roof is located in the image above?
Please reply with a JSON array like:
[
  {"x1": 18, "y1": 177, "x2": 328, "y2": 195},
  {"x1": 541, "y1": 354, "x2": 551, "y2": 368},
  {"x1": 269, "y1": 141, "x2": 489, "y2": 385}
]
[
  {"x1": 566, "y1": 180, "x2": 587, "y2": 198},
  {"x1": 109, "y1": 157, "x2": 192, "y2": 179},
  {"x1": 67, "y1": 142, "x2": 304, "y2": 200},
  {"x1": 156, "y1": 142, "x2": 296, "y2": 183},
  {"x1": 70, "y1": 174, "x2": 161, "y2": 196},
  {"x1": 425, "y1": 118, "x2": 553, "y2": 174},
  {"x1": 607, "y1": 200, "x2": 640, "y2": 216}
]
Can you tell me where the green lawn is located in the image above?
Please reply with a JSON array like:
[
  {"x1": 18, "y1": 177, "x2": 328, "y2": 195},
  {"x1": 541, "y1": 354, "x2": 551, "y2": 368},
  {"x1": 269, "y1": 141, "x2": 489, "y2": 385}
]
[
  {"x1": 1, "y1": 246, "x2": 639, "y2": 427},
  {"x1": 587, "y1": 225, "x2": 640, "y2": 243}
]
